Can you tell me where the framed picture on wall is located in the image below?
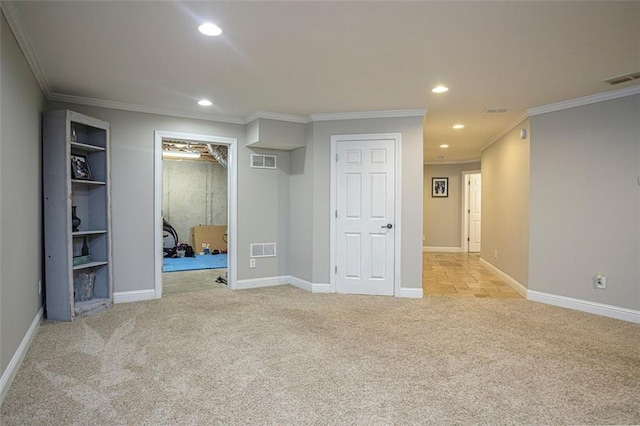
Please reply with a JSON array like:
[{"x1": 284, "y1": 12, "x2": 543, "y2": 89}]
[
  {"x1": 70, "y1": 154, "x2": 93, "y2": 180},
  {"x1": 432, "y1": 177, "x2": 448, "y2": 198}
]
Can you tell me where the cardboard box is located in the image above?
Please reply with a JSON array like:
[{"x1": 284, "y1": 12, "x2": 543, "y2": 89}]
[{"x1": 191, "y1": 225, "x2": 227, "y2": 253}]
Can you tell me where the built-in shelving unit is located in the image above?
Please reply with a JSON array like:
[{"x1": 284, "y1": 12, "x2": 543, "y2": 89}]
[{"x1": 43, "y1": 110, "x2": 113, "y2": 321}]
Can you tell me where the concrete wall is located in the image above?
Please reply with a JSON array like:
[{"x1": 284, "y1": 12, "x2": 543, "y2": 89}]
[
  {"x1": 481, "y1": 120, "x2": 530, "y2": 287},
  {"x1": 0, "y1": 10, "x2": 46, "y2": 385},
  {"x1": 303, "y1": 116, "x2": 424, "y2": 288},
  {"x1": 529, "y1": 95, "x2": 639, "y2": 309},
  {"x1": 423, "y1": 162, "x2": 481, "y2": 248},
  {"x1": 162, "y1": 158, "x2": 228, "y2": 247}
]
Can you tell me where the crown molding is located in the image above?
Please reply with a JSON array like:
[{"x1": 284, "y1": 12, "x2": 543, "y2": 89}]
[
  {"x1": 1, "y1": 1, "x2": 52, "y2": 97},
  {"x1": 48, "y1": 92, "x2": 247, "y2": 125},
  {"x1": 245, "y1": 110, "x2": 310, "y2": 124},
  {"x1": 527, "y1": 85, "x2": 640, "y2": 116},
  {"x1": 480, "y1": 113, "x2": 529, "y2": 153},
  {"x1": 423, "y1": 158, "x2": 481, "y2": 166},
  {"x1": 310, "y1": 108, "x2": 427, "y2": 122}
]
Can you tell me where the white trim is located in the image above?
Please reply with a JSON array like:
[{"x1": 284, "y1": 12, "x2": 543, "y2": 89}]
[
  {"x1": 311, "y1": 283, "x2": 331, "y2": 293},
  {"x1": 50, "y1": 93, "x2": 246, "y2": 125},
  {"x1": 400, "y1": 287, "x2": 424, "y2": 299},
  {"x1": 154, "y1": 131, "x2": 238, "y2": 296},
  {"x1": 423, "y1": 158, "x2": 480, "y2": 165},
  {"x1": 479, "y1": 258, "x2": 527, "y2": 297},
  {"x1": 113, "y1": 289, "x2": 157, "y2": 304},
  {"x1": 480, "y1": 114, "x2": 529, "y2": 153},
  {"x1": 287, "y1": 276, "x2": 313, "y2": 292},
  {"x1": 423, "y1": 246, "x2": 462, "y2": 253},
  {"x1": 527, "y1": 85, "x2": 640, "y2": 116},
  {"x1": 0, "y1": 2, "x2": 52, "y2": 97},
  {"x1": 312, "y1": 109, "x2": 426, "y2": 122},
  {"x1": 0, "y1": 306, "x2": 43, "y2": 405},
  {"x1": 330, "y1": 133, "x2": 402, "y2": 297},
  {"x1": 245, "y1": 111, "x2": 310, "y2": 124},
  {"x1": 236, "y1": 276, "x2": 289, "y2": 290},
  {"x1": 527, "y1": 290, "x2": 640, "y2": 324}
]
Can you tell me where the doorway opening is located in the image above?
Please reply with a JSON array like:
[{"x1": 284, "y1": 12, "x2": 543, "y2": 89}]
[
  {"x1": 154, "y1": 131, "x2": 238, "y2": 297},
  {"x1": 461, "y1": 171, "x2": 481, "y2": 253}
]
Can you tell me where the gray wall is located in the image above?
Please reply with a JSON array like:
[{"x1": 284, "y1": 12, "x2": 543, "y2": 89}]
[
  {"x1": 162, "y1": 159, "x2": 228, "y2": 247},
  {"x1": 44, "y1": 102, "x2": 290, "y2": 286},
  {"x1": 529, "y1": 96, "x2": 639, "y2": 309},
  {"x1": 481, "y1": 120, "x2": 530, "y2": 287},
  {"x1": 0, "y1": 11, "x2": 46, "y2": 377},
  {"x1": 299, "y1": 117, "x2": 424, "y2": 288},
  {"x1": 423, "y1": 162, "x2": 481, "y2": 248}
]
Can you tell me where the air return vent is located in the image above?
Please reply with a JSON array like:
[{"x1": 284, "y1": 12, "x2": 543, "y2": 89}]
[
  {"x1": 603, "y1": 71, "x2": 640, "y2": 85},
  {"x1": 251, "y1": 243, "x2": 277, "y2": 258},
  {"x1": 483, "y1": 108, "x2": 510, "y2": 114},
  {"x1": 251, "y1": 154, "x2": 277, "y2": 169}
]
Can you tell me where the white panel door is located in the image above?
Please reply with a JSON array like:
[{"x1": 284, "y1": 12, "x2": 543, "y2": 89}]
[
  {"x1": 336, "y1": 139, "x2": 395, "y2": 295},
  {"x1": 469, "y1": 173, "x2": 482, "y2": 253}
]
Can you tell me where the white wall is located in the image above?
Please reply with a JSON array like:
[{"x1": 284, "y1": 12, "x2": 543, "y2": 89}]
[
  {"x1": 529, "y1": 95, "x2": 639, "y2": 309},
  {"x1": 0, "y1": 11, "x2": 46, "y2": 380},
  {"x1": 302, "y1": 116, "x2": 424, "y2": 288},
  {"x1": 423, "y1": 162, "x2": 481, "y2": 248},
  {"x1": 481, "y1": 120, "x2": 530, "y2": 287}
]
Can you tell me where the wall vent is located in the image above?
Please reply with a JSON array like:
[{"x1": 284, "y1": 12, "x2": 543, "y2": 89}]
[
  {"x1": 251, "y1": 154, "x2": 277, "y2": 169},
  {"x1": 483, "y1": 108, "x2": 510, "y2": 114},
  {"x1": 603, "y1": 71, "x2": 640, "y2": 85},
  {"x1": 251, "y1": 243, "x2": 277, "y2": 258}
]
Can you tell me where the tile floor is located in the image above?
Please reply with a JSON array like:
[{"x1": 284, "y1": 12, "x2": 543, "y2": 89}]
[{"x1": 423, "y1": 252, "x2": 522, "y2": 299}]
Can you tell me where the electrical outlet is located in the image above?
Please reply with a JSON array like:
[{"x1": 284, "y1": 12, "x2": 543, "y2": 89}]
[
  {"x1": 250, "y1": 258, "x2": 256, "y2": 268},
  {"x1": 594, "y1": 273, "x2": 607, "y2": 289},
  {"x1": 38, "y1": 279, "x2": 42, "y2": 294},
  {"x1": 494, "y1": 249, "x2": 498, "y2": 259}
]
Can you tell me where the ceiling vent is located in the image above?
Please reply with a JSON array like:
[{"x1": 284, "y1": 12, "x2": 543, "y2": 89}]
[
  {"x1": 603, "y1": 71, "x2": 640, "y2": 85},
  {"x1": 251, "y1": 154, "x2": 277, "y2": 169},
  {"x1": 483, "y1": 108, "x2": 510, "y2": 114}
]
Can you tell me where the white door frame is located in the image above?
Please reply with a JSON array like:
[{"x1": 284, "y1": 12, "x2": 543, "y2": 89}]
[
  {"x1": 329, "y1": 133, "x2": 402, "y2": 296},
  {"x1": 154, "y1": 130, "x2": 238, "y2": 297},
  {"x1": 461, "y1": 170, "x2": 481, "y2": 252}
]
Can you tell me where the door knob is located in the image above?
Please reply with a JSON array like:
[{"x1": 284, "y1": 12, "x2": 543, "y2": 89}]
[{"x1": 381, "y1": 224, "x2": 393, "y2": 229}]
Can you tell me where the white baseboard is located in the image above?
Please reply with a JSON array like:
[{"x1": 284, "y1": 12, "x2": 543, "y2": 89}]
[
  {"x1": 400, "y1": 287, "x2": 424, "y2": 298},
  {"x1": 236, "y1": 276, "x2": 289, "y2": 290},
  {"x1": 479, "y1": 258, "x2": 528, "y2": 297},
  {"x1": 114, "y1": 289, "x2": 158, "y2": 304},
  {"x1": 423, "y1": 246, "x2": 462, "y2": 253},
  {"x1": 527, "y1": 290, "x2": 640, "y2": 324},
  {"x1": 287, "y1": 276, "x2": 332, "y2": 293},
  {"x1": 0, "y1": 306, "x2": 43, "y2": 405}
]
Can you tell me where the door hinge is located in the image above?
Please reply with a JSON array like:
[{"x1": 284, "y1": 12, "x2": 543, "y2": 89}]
[
  {"x1": 468, "y1": 180, "x2": 471, "y2": 185},
  {"x1": 335, "y1": 210, "x2": 338, "y2": 218},
  {"x1": 468, "y1": 209, "x2": 470, "y2": 214},
  {"x1": 467, "y1": 237, "x2": 470, "y2": 242},
  {"x1": 335, "y1": 266, "x2": 337, "y2": 274},
  {"x1": 335, "y1": 153, "x2": 338, "y2": 162}
]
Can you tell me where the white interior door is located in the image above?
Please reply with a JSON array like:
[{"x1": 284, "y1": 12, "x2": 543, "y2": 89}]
[
  {"x1": 468, "y1": 173, "x2": 482, "y2": 252},
  {"x1": 336, "y1": 139, "x2": 395, "y2": 295}
]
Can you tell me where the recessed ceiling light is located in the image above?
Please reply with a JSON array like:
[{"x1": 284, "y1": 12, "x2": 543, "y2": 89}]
[
  {"x1": 432, "y1": 85, "x2": 449, "y2": 93},
  {"x1": 198, "y1": 99, "x2": 213, "y2": 106},
  {"x1": 453, "y1": 124, "x2": 465, "y2": 129},
  {"x1": 440, "y1": 144, "x2": 449, "y2": 149},
  {"x1": 198, "y1": 23, "x2": 222, "y2": 36}
]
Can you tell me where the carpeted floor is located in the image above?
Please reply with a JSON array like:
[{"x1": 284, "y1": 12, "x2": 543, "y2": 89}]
[{"x1": 2, "y1": 284, "x2": 639, "y2": 424}]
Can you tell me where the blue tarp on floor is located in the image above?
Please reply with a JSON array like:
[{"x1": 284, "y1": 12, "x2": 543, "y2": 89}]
[{"x1": 163, "y1": 254, "x2": 227, "y2": 272}]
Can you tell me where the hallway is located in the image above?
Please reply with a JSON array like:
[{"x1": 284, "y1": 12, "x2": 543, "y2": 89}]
[{"x1": 423, "y1": 252, "x2": 522, "y2": 299}]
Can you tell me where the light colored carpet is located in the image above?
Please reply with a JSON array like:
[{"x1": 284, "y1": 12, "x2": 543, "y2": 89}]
[{"x1": 2, "y1": 284, "x2": 639, "y2": 424}]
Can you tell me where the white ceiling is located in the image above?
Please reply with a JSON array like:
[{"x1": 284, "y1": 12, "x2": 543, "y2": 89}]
[{"x1": 4, "y1": 1, "x2": 639, "y2": 163}]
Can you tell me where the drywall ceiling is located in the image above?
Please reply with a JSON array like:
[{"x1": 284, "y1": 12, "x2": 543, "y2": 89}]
[{"x1": 4, "y1": 1, "x2": 639, "y2": 163}]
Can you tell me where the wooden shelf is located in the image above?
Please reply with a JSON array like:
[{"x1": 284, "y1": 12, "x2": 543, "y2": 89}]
[
  {"x1": 72, "y1": 261, "x2": 108, "y2": 271},
  {"x1": 70, "y1": 141, "x2": 105, "y2": 152},
  {"x1": 72, "y1": 230, "x2": 108, "y2": 236},
  {"x1": 74, "y1": 297, "x2": 111, "y2": 317},
  {"x1": 71, "y1": 179, "x2": 106, "y2": 186}
]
